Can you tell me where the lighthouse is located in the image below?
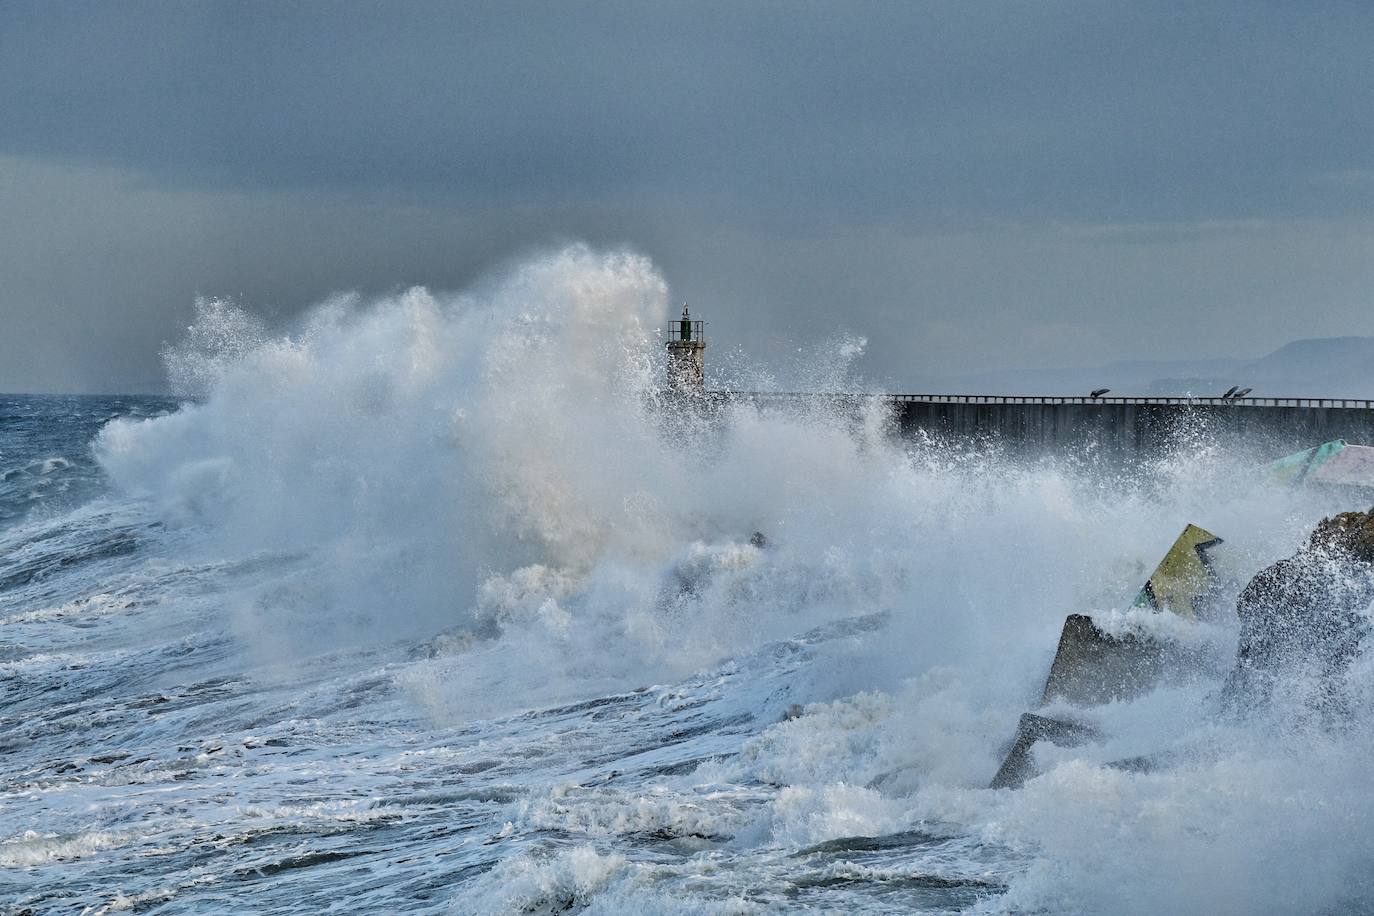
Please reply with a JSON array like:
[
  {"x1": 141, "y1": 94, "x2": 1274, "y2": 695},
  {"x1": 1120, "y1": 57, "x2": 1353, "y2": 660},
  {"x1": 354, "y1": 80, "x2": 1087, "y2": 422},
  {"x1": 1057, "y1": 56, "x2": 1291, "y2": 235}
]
[{"x1": 665, "y1": 303, "x2": 705, "y2": 394}]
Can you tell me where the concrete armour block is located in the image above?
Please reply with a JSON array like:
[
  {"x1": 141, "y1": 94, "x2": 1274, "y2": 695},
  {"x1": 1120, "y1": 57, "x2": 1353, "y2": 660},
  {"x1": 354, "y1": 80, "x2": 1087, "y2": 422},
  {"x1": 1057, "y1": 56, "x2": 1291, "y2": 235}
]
[{"x1": 1041, "y1": 614, "x2": 1165, "y2": 706}]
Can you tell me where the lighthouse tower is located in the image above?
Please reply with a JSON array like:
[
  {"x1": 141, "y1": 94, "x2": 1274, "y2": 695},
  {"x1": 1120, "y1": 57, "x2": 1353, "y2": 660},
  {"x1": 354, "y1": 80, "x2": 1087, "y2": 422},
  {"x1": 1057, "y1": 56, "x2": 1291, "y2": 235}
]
[{"x1": 665, "y1": 303, "x2": 705, "y2": 394}]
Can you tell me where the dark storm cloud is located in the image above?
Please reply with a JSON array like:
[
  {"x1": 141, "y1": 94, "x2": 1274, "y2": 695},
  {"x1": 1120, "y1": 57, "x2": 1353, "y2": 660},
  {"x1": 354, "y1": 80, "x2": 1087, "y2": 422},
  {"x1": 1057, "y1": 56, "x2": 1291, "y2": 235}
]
[
  {"x1": 1, "y1": 1, "x2": 1373, "y2": 393},
  {"x1": 4, "y1": 1, "x2": 1371, "y2": 225}
]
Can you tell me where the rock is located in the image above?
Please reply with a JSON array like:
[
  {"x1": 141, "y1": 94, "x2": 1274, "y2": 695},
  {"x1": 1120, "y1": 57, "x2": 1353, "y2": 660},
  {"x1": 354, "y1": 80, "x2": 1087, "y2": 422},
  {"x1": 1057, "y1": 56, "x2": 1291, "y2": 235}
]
[{"x1": 1222, "y1": 510, "x2": 1374, "y2": 711}]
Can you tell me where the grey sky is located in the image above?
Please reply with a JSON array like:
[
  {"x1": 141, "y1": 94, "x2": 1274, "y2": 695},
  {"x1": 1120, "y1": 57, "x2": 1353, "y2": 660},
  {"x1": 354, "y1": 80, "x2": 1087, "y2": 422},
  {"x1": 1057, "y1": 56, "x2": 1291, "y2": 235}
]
[{"x1": 2, "y1": 1, "x2": 1372, "y2": 393}]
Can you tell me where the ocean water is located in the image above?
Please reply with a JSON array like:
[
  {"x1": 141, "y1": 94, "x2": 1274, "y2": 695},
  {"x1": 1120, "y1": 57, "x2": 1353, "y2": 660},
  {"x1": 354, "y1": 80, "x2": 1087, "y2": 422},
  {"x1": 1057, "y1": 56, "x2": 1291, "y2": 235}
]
[{"x1": 5, "y1": 247, "x2": 1374, "y2": 914}]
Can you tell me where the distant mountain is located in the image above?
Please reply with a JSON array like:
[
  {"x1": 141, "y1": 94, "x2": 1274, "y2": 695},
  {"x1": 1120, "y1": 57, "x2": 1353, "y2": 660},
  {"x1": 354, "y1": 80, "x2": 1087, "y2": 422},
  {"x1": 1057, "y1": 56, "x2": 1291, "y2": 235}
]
[
  {"x1": 925, "y1": 337, "x2": 1374, "y2": 399},
  {"x1": 1240, "y1": 337, "x2": 1374, "y2": 397},
  {"x1": 933, "y1": 359, "x2": 1243, "y2": 397}
]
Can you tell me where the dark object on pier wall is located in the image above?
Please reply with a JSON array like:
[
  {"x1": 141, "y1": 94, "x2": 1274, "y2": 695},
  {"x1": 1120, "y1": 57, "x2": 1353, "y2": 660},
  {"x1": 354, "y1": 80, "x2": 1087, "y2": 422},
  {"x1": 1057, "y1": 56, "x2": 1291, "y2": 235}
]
[{"x1": 892, "y1": 401, "x2": 1374, "y2": 457}]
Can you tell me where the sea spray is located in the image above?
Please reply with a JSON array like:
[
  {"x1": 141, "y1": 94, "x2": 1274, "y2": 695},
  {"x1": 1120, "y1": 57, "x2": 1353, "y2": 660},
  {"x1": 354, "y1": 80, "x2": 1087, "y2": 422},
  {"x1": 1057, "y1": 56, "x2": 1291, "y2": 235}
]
[
  {"x1": 95, "y1": 245, "x2": 1349, "y2": 704},
  {"x1": 97, "y1": 247, "x2": 676, "y2": 656},
  {"x1": 162, "y1": 296, "x2": 269, "y2": 400}
]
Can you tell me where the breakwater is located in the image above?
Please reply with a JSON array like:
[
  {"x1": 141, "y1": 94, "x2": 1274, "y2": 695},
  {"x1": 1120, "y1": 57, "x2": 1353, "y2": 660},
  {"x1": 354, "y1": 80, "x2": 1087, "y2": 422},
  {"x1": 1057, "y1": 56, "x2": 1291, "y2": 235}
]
[{"x1": 721, "y1": 392, "x2": 1374, "y2": 458}]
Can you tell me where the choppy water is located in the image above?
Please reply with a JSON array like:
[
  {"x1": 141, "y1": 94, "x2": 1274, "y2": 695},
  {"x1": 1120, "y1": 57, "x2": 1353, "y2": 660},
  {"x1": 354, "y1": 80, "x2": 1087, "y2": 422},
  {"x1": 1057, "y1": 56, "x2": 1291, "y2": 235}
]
[{"x1": 6, "y1": 248, "x2": 1374, "y2": 914}]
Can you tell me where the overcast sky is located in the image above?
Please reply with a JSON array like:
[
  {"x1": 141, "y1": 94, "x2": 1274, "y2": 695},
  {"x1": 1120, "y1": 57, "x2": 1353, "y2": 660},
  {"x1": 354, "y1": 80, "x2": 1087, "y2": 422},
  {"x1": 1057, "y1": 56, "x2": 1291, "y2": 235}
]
[{"x1": 2, "y1": 1, "x2": 1372, "y2": 393}]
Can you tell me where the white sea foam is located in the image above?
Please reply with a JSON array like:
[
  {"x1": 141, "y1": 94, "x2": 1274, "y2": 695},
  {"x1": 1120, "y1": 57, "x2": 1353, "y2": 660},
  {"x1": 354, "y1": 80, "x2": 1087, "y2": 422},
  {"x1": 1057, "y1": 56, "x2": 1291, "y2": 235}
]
[{"x1": 0, "y1": 829, "x2": 129, "y2": 867}]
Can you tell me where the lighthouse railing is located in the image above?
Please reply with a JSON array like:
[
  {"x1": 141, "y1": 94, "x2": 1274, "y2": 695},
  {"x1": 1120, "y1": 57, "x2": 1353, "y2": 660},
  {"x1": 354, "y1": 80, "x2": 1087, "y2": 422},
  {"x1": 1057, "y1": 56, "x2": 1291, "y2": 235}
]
[{"x1": 665, "y1": 320, "x2": 705, "y2": 343}]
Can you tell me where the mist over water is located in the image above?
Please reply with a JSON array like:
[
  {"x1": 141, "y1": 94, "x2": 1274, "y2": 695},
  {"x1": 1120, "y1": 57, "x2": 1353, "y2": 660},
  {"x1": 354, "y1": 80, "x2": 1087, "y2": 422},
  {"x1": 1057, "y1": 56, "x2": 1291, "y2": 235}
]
[{"x1": 5, "y1": 246, "x2": 1374, "y2": 912}]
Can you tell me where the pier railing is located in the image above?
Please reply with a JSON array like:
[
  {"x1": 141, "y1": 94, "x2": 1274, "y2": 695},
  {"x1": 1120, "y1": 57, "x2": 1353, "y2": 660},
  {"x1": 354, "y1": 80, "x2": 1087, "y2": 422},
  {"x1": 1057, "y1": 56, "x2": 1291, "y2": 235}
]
[{"x1": 718, "y1": 391, "x2": 1374, "y2": 409}]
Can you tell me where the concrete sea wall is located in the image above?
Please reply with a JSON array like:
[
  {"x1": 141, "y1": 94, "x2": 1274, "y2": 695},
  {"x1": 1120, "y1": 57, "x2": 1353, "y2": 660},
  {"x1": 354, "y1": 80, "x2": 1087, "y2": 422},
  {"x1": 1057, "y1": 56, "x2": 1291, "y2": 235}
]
[
  {"x1": 891, "y1": 399, "x2": 1374, "y2": 458},
  {"x1": 717, "y1": 392, "x2": 1374, "y2": 459}
]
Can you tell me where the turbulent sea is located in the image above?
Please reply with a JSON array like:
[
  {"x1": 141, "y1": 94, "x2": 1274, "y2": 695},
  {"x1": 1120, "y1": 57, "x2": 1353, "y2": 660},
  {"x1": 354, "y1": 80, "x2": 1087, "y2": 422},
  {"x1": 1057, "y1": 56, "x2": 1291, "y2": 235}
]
[{"x1": 6, "y1": 248, "x2": 1374, "y2": 914}]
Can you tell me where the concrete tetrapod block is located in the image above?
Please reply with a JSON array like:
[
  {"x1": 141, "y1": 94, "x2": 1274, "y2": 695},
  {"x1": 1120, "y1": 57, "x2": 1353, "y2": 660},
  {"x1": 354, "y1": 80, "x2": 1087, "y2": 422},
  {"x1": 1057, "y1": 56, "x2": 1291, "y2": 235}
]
[
  {"x1": 988, "y1": 615, "x2": 1168, "y2": 789},
  {"x1": 990, "y1": 524, "x2": 1226, "y2": 789},
  {"x1": 989, "y1": 713, "x2": 1101, "y2": 789},
  {"x1": 1040, "y1": 614, "x2": 1166, "y2": 706},
  {"x1": 1132, "y1": 524, "x2": 1225, "y2": 619}
]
